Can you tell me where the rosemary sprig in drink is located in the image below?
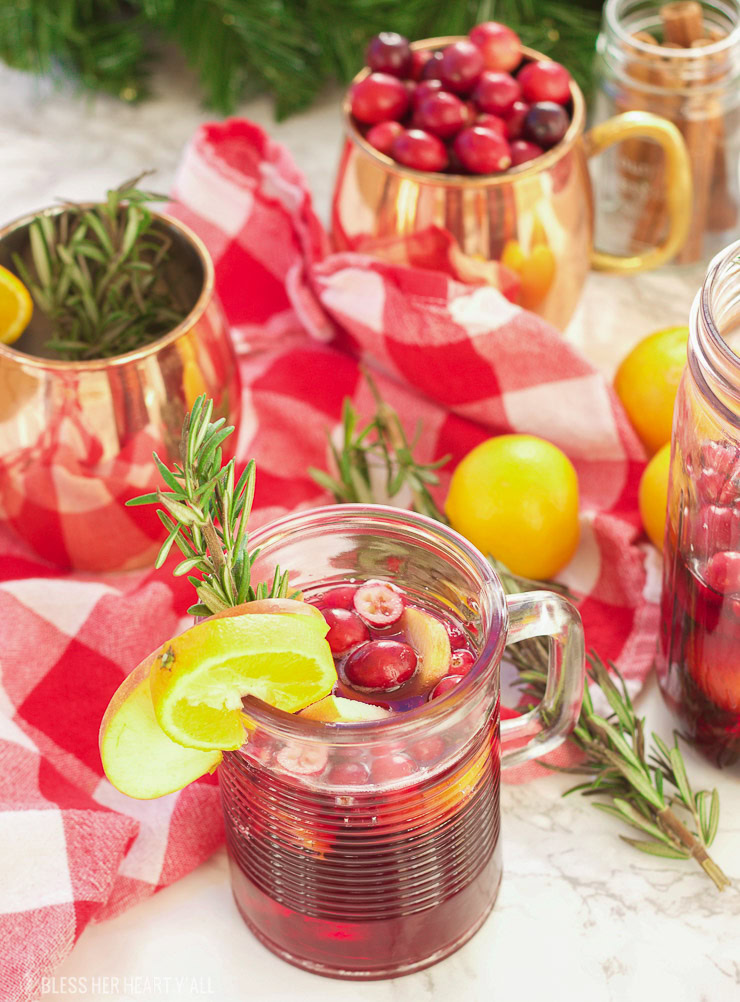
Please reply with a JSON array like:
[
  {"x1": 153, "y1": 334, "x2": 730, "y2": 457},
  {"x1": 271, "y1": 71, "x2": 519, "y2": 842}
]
[
  {"x1": 127, "y1": 394, "x2": 292, "y2": 616},
  {"x1": 314, "y1": 384, "x2": 730, "y2": 889},
  {"x1": 309, "y1": 372, "x2": 450, "y2": 522},
  {"x1": 13, "y1": 173, "x2": 184, "y2": 361}
]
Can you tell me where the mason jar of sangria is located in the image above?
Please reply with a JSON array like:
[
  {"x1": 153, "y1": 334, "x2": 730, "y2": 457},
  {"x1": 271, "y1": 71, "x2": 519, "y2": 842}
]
[
  {"x1": 218, "y1": 505, "x2": 584, "y2": 979},
  {"x1": 658, "y1": 240, "x2": 740, "y2": 767}
]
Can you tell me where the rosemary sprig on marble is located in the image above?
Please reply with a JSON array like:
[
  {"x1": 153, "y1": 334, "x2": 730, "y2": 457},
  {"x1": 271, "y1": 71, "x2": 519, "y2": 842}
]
[
  {"x1": 13, "y1": 173, "x2": 184, "y2": 360},
  {"x1": 316, "y1": 386, "x2": 730, "y2": 889},
  {"x1": 309, "y1": 373, "x2": 450, "y2": 521},
  {"x1": 127, "y1": 394, "x2": 292, "y2": 616}
]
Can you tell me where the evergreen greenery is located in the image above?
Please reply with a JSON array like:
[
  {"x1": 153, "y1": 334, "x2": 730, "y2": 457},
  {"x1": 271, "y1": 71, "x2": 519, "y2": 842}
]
[{"x1": 0, "y1": 0, "x2": 603, "y2": 119}]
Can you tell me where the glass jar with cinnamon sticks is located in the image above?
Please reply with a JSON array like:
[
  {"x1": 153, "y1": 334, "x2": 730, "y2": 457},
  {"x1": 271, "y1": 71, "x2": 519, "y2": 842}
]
[{"x1": 593, "y1": 0, "x2": 740, "y2": 265}]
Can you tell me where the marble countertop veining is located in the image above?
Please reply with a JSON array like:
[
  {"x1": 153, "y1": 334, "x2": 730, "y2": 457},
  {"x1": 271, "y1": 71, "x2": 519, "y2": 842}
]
[{"x1": 2, "y1": 55, "x2": 738, "y2": 1002}]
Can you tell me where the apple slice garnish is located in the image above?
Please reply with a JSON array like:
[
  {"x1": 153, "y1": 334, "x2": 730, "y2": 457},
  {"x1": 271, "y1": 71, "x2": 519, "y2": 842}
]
[
  {"x1": 400, "y1": 606, "x2": 452, "y2": 689},
  {"x1": 299, "y1": 694, "x2": 391, "y2": 722}
]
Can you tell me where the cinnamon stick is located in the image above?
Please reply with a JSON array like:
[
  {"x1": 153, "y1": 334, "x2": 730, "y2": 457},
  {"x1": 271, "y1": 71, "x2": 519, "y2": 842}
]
[{"x1": 661, "y1": 2, "x2": 704, "y2": 45}]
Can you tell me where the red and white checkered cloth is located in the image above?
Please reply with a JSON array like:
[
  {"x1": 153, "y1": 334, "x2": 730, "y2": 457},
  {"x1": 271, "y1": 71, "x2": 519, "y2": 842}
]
[{"x1": 0, "y1": 118, "x2": 657, "y2": 1002}]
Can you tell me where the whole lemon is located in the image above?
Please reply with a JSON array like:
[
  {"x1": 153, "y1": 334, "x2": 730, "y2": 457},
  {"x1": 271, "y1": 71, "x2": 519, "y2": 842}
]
[
  {"x1": 638, "y1": 441, "x2": 671, "y2": 551},
  {"x1": 614, "y1": 326, "x2": 689, "y2": 456},
  {"x1": 445, "y1": 434, "x2": 580, "y2": 580}
]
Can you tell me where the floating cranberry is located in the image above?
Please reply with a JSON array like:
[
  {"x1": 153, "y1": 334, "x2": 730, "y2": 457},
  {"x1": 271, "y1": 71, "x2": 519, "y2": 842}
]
[
  {"x1": 430, "y1": 674, "x2": 465, "y2": 699},
  {"x1": 415, "y1": 91, "x2": 468, "y2": 139},
  {"x1": 454, "y1": 126, "x2": 512, "y2": 174},
  {"x1": 328, "y1": 761, "x2": 370, "y2": 785},
  {"x1": 354, "y1": 580, "x2": 404, "y2": 626},
  {"x1": 705, "y1": 551, "x2": 740, "y2": 595},
  {"x1": 315, "y1": 585, "x2": 357, "y2": 610},
  {"x1": 344, "y1": 640, "x2": 417, "y2": 690},
  {"x1": 445, "y1": 621, "x2": 470, "y2": 650},
  {"x1": 276, "y1": 744, "x2": 328, "y2": 776},
  {"x1": 350, "y1": 72, "x2": 409, "y2": 124},
  {"x1": 473, "y1": 70, "x2": 521, "y2": 117},
  {"x1": 696, "y1": 442, "x2": 740, "y2": 504},
  {"x1": 692, "y1": 504, "x2": 740, "y2": 559},
  {"x1": 510, "y1": 139, "x2": 544, "y2": 166},
  {"x1": 410, "y1": 49, "x2": 433, "y2": 80},
  {"x1": 518, "y1": 60, "x2": 572, "y2": 105},
  {"x1": 322, "y1": 608, "x2": 370, "y2": 655},
  {"x1": 524, "y1": 102, "x2": 570, "y2": 148},
  {"x1": 366, "y1": 120, "x2": 404, "y2": 155},
  {"x1": 366, "y1": 32, "x2": 413, "y2": 78},
  {"x1": 391, "y1": 128, "x2": 448, "y2": 172},
  {"x1": 371, "y1": 752, "x2": 416, "y2": 784},
  {"x1": 503, "y1": 99, "x2": 530, "y2": 139},
  {"x1": 469, "y1": 21, "x2": 522, "y2": 73},
  {"x1": 440, "y1": 40, "x2": 484, "y2": 94},
  {"x1": 411, "y1": 735, "x2": 446, "y2": 764},
  {"x1": 450, "y1": 648, "x2": 476, "y2": 673},
  {"x1": 421, "y1": 50, "x2": 445, "y2": 80}
]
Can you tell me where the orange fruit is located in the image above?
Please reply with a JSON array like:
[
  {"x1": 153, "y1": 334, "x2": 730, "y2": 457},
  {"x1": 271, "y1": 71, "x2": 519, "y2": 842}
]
[
  {"x1": 445, "y1": 434, "x2": 580, "y2": 579},
  {"x1": 638, "y1": 442, "x2": 671, "y2": 550},
  {"x1": 0, "y1": 265, "x2": 33, "y2": 345},
  {"x1": 614, "y1": 326, "x2": 689, "y2": 455}
]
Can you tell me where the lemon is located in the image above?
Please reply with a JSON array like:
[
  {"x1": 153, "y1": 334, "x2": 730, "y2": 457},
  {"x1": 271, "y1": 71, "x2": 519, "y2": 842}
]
[
  {"x1": 445, "y1": 434, "x2": 580, "y2": 580},
  {"x1": 614, "y1": 326, "x2": 689, "y2": 456},
  {"x1": 99, "y1": 599, "x2": 335, "y2": 798},
  {"x1": 0, "y1": 265, "x2": 33, "y2": 345},
  {"x1": 639, "y1": 442, "x2": 671, "y2": 550}
]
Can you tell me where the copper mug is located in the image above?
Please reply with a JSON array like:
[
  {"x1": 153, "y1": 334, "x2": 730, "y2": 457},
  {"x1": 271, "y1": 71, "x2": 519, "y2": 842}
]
[
  {"x1": 331, "y1": 38, "x2": 693, "y2": 330},
  {"x1": 0, "y1": 208, "x2": 240, "y2": 572}
]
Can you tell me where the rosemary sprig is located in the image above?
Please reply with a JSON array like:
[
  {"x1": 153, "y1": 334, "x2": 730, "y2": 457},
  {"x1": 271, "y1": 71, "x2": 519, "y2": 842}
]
[
  {"x1": 315, "y1": 387, "x2": 730, "y2": 889},
  {"x1": 127, "y1": 394, "x2": 292, "y2": 615},
  {"x1": 309, "y1": 372, "x2": 450, "y2": 521},
  {"x1": 13, "y1": 173, "x2": 184, "y2": 361}
]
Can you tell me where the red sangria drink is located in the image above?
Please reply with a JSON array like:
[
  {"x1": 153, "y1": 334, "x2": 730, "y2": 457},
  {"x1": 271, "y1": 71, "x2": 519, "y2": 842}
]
[
  {"x1": 219, "y1": 505, "x2": 584, "y2": 978},
  {"x1": 657, "y1": 241, "x2": 740, "y2": 769}
]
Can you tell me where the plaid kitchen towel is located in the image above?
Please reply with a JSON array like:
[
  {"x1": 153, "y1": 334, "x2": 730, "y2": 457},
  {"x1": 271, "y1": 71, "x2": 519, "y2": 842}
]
[{"x1": 0, "y1": 118, "x2": 655, "y2": 1002}]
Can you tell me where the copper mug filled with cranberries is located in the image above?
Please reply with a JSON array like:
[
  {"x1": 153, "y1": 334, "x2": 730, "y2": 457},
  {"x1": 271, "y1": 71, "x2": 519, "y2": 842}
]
[{"x1": 331, "y1": 24, "x2": 693, "y2": 330}]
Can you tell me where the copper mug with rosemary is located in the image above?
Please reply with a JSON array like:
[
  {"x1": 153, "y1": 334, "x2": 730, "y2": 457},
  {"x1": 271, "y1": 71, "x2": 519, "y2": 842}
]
[{"x1": 0, "y1": 177, "x2": 240, "y2": 572}]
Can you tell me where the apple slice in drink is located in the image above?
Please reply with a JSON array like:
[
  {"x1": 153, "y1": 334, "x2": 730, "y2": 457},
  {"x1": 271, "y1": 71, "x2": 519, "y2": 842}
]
[{"x1": 400, "y1": 606, "x2": 452, "y2": 690}]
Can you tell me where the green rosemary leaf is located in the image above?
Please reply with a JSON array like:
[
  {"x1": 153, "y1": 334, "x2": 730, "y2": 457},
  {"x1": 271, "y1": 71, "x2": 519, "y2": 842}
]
[
  {"x1": 668, "y1": 740, "x2": 694, "y2": 809},
  {"x1": 154, "y1": 523, "x2": 180, "y2": 569},
  {"x1": 187, "y1": 603, "x2": 213, "y2": 618},
  {"x1": 173, "y1": 556, "x2": 205, "y2": 577},
  {"x1": 309, "y1": 467, "x2": 348, "y2": 500},
  {"x1": 125, "y1": 492, "x2": 160, "y2": 506},
  {"x1": 620, "y1": 837, "x2": 690, "y2": 860},
  {"x1": 152, "y1": 452, "x2": 182, "y2": 492}
]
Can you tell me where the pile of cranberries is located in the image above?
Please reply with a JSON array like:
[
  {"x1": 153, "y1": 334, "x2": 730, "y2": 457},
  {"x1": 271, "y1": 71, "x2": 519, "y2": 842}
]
[{"x1": 349, "y1": 22, "x2": 573, "y2": 175}]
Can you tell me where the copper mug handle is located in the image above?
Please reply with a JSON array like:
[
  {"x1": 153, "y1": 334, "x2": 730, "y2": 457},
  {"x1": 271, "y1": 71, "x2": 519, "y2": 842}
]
[{"x1": 585, "y1": 111, "x2": 693, "y2": 273}]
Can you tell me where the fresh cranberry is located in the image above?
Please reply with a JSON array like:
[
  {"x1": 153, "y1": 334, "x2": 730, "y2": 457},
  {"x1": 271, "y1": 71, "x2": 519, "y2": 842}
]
[
  {"x1": 411, "y1": 736, "x2": 446, "y2": 764},
  {"x1": 245, "y1": 729, "x2": 274, "y2": 764},
  {"x1": 415, "y1": 91, "x2": 468, "y2": 138},
  {"x1": 475, "y1": 113, "x2": 507, "y2": 137},
  {"x1": 440, "y1": 40, "x2": 484, "y2": 94},
  {"x1": 328, "y1": 761, "x2": 370, "y2": 785},
  {"x1": 353, "y1": 580, "x2": 404, "y2": 626},
  {"x1": 696, "y1": 442, "x2": 740, "y2": 504},
  {"x1": 473, "y1": 71, "x2": 521, "y2": 116},
  {"x1": 276, "y1": 744, "x2": 328, "y2": 775},
  {"x1": 705, "y1": 551, "x2": 740, "y2": 595},
  {"x1": 322, "y1": 608, "x2": 370, "y2": 655},
  {"x1": 454, "y1": 126, "x2": 512, "y2": 174},
  {"x1": 370, "y1": 752, "x2": 416, "y2": 784},
  {"x1": 469, "y1": 21, "x2": 522, "y2": 73},
  {"x1": 412, "y1": 78, "x2": 444, "y2": 106},
  {"x1": 366, "y1": 32, "x2": 412, "y2": 78},
  {"x1": 445, "y1": 621, "x2": 470, "y2": 649},
  {"x1": 315, "y1": 585, "x2": 357, "y2": 610},
  {"x1": 350, "y1": 72, "x2": 409, "y2": 124},
  {"x1": 421, "y1": 50, "x2": 444, "y2": 80},
  {"x1": 366, "y1": 120, "x2": 404, "y2": 155},
  {"x1": 391, "y1": 128, "x2": 448, "y2": 172},
  {"x1": 692, "y1": 504, "x2": 740, "y2": 559},
  {"x1": 524, "y1": 102, "x2": 570, "y2": 148},
  {"x1": 430, "y1": 674, "x2": 465, "y2": 699},
  {"x1": 510, "y1": 139, "x2": 544, "y2": 166},
  {"x1": 344, "y1": 640, "x2": 417, "y2": 690},
  {"x1": 450, "y1": 648, "x2": 476, "y2": 673},
  {"x1": 503, "y1": 99, "x2": 530, "y2": 139},
  {"x1": 518, "y1": 60, "x2": 572, "y2": 105},
  {"x1": 410, "y1": 49, "x2": 433, "y2": 80}
]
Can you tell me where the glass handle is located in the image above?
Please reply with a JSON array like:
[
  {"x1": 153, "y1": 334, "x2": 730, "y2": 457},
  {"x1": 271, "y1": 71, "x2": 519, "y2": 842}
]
[{"x1": 500, "y1": 591, "x2": 585, "y2": 770}]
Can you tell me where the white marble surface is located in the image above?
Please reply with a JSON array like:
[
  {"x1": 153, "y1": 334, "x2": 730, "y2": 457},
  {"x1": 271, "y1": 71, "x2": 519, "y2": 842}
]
[{"x1": 2, "y1": 55, "x2": 739, "y2": 1002}]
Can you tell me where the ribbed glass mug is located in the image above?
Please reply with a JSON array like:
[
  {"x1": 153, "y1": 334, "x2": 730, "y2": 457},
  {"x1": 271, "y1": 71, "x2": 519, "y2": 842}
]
[
  {"x1": 657, "y1": 240, "x2": 740, "y2": 767},
  {"x1": 219, "y1": 505, "x2": 585, "y2": 979}
]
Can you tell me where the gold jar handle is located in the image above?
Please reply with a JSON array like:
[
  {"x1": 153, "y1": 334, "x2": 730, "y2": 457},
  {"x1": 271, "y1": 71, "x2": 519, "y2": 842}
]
[{"x1": 585, "y1": 111, "x2": 692, "y2": 273}]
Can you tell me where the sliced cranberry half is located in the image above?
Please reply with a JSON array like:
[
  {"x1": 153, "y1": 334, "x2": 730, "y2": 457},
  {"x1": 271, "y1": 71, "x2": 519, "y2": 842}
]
[
  {"x1": 344, "y1": 640, "x2": 417, "y2": 691},
  {"x1": 450, "y1": 648, "x2": 476, "y2": 674},
  {"x1": 276, "y1": 744, "x2": 328, "y2": 776},
  {"x1": 322, "y1": 608, "x2": 370, "y2": 655},
  {"x1": 354, "y1": 581, "x2": 404, "y2": 626}
]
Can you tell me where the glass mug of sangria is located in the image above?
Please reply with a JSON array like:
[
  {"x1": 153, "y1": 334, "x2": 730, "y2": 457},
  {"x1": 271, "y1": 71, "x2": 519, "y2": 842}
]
[
  {"x1": 220, "y1": 504, "x2": 584, "y2": 979},
  {"x1": 658, "y1": 240, "x2": 740, "y2": 768}
]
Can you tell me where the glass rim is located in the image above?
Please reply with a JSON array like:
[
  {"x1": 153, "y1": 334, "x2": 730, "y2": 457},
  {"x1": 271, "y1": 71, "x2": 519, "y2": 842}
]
[
  {"x1": 239, "y1": 503, "x2": 507, "y2": 744},
  {"x1": 690, "y1": 238, "x2": 740, "y2": 419}
]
